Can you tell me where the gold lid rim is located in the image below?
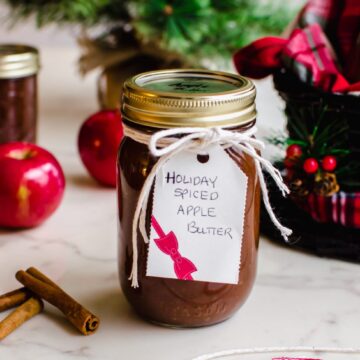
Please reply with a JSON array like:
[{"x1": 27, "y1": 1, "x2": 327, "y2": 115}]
[
  {"x1": 0, "y1": 44, "x2": 40, "y2": 79},
  {"x1": 122, "y1": 69, "x2": 256, "y2": 128}
]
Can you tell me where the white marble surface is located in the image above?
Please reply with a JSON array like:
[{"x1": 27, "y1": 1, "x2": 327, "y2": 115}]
[{"x1": 0, "y1": 48, "x2": 360, "y2": 360}]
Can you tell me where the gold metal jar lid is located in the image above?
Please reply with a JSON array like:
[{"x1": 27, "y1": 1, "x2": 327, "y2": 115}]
[
  {"x1": 0, "y1": 44, "x2": 40, "y2": 79},
  {"x1": 122, "y1": 69, "x2": 256, "y2": 128}
]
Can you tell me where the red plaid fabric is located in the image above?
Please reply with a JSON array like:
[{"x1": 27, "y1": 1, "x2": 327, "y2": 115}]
[
  {"x1": 233, "y1": 0, "x2": 360, "y2": 93},
  {"x1": 338, "y1": 1, "x2": 360, "y2": 80},
  {"x1": 300, "y1": 0, "x2": 340, "y2": 24},
  {"x1": 299, "y1": 0, "x2": 342, "y2": 43},
  {"x1": 232, "y1": 37, "x2": 287, "y2": 79},
  {"x1": 282, "y1": 24, "x2": 349, "y2": 91},
  {"x1": 296, "y1": 192, "x2": 360, "y2": 228},
  {"x1": 301, "y1": 0, "x2": 360, "y2": 75}
]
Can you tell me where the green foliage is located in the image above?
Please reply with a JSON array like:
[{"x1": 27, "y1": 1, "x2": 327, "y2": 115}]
[
  {"x1": 4, "y1": 0, "x2": 127, "y2": 26},
  {"x1": 3, "y1": 0, "x2": 298, "y2": 66},
  {"x1": 130, "y1": 0, "x2": 295, "y2": 65},
  {"x1": 269, "y1": 103, "x2": 360, "y2": 191},
  {"x1": 286, "y1": 104, "x2": 350, "y2": 160}
]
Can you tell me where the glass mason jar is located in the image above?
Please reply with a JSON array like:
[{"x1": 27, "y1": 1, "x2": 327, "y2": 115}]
[
  {"x1": 118, "y1": 69, "x2": 260, "y2": 327},
  {"x1": 0, "y1": 44, "x2": 40, "y2": 144}
]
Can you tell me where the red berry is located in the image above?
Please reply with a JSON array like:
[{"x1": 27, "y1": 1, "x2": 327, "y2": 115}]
[
  {"x1": 284, "y1": 157, "x2": 296, "y2": 169},
  {"x1": 286, "y1": 144, "x2": 303, "y2": 158},
  {"x1": 322, "y1": 155, "x2": 337, "y2": 172},
  {"x1": 303, "y1": 158, "x2": 319, "y2": 174}
]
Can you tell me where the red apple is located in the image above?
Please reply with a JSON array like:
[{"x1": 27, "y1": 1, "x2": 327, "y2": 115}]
[
  {"x1": 0, "y1": 142, "x2": 65, "y2": 228},
  {"x1": 78, "y1": 110, "x2": 123, "y2": 187}
]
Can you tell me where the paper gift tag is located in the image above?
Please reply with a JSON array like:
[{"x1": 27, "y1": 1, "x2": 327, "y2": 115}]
[{"x1": 147, "y1": 144, "x2": 248, "y2": 284}]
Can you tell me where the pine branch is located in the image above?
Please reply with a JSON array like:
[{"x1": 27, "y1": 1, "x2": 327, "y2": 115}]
[
  {"x1": 3, "y1": 0, "x2": 298, "y2": 66},
  {"x1": 268, "y1": 101, "x2": 359, "y2": 191}
]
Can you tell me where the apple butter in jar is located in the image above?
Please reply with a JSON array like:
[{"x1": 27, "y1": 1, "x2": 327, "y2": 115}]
[
  {"x1": 0, "y1": 44, "x2": 40, "y2": 144},
  {"x1": 118, "y1": 69, "x2": 261, "y2": 327}
]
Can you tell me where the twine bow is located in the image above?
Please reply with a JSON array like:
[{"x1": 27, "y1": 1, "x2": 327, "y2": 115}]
[{"x1": 124, "y1": 125, "x2": 292, "y2": 288}]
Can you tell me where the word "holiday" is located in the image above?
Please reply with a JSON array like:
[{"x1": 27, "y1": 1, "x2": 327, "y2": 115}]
[{"x1": 165, "y1": 172, "x2": 218, "y2": 188}]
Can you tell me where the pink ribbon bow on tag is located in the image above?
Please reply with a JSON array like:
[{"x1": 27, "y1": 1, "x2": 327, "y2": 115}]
[
  {"x1": 151, "y1": 216, "x2": 197, "y2": 280},
  {"x1": 273, "y1": 358, "x2": 321, "y2": 360}
]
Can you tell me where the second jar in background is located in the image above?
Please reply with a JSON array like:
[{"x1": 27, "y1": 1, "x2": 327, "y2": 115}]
[{"x1": 0, "y1": 44, "x2": 40, "y2": 144}]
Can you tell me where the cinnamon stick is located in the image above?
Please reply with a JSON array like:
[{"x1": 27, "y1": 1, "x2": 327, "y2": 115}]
[
  {"x1": 0, "y1": 288, "x2": 31, "y2": 312},
  {"x1": 0, "y1": 297, "x2": 43, "y2": 340},
  {"x1": 16, "y1": 267, "x2": 99, "y2": 335}
]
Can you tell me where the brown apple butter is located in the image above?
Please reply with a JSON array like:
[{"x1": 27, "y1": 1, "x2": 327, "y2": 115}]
[
  {"x1": 0, "y1": 45, "x2": 40, "y2": 144},
  {"x1": 118, "y1": 69, "x2": 260, "y2": 327}
]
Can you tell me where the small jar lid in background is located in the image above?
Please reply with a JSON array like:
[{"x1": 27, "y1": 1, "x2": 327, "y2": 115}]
[{"x1": 0, "y1": 44, "x2": 40, "y2": 79}]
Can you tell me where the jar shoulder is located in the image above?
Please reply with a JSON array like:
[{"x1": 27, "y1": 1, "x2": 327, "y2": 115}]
[{"x1": 118, "y1": 136, "x2": 155, "y2": 190}]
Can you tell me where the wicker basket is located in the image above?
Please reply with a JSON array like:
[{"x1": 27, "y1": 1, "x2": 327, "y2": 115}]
[{"x1": 260, "y1": 71, "x2": 360, "y2": 262}]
